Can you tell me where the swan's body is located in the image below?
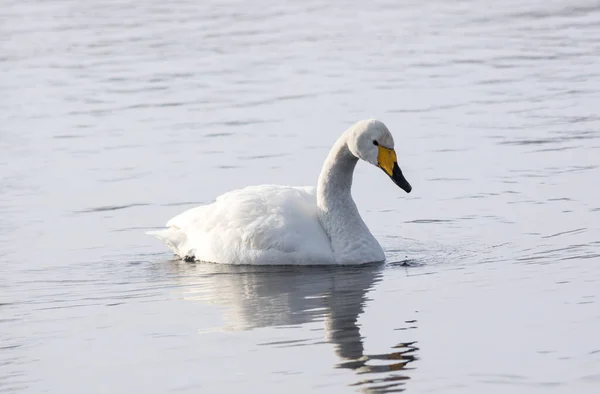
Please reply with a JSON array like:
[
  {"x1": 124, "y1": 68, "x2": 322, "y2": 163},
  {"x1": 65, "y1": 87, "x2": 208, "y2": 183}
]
[
  {"x1": 149, "y1": 119, "x2": 411, "y2": 265},
  {"x1": 153, "y1": 185, "x2": 336, "y2": 265}
]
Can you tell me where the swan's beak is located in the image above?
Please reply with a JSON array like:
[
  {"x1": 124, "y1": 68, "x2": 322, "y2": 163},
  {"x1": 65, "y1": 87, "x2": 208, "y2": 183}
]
[{"x1": 377, "y1": 146, "x2": 412, "y2": 193}]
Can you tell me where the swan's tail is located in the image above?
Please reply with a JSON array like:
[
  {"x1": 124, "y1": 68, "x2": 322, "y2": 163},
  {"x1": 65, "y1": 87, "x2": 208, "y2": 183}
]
[{"x1": 147, "y1": 227, "x2": 188, "y2": 257}]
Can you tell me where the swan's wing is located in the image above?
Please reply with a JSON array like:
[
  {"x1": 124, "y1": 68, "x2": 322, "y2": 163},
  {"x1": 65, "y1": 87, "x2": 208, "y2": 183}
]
[{"x1": 149, "y1": 185, "x2": 335, "y2": 265}]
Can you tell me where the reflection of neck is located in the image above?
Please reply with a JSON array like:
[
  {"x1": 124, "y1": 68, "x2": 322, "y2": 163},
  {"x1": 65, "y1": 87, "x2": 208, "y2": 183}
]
[
  {"x1": 324, "y1": 295, "x2": 365, "y2": 360},
  {"x1": 316, "y1": 133, "x2": 383, "y2": 264}
]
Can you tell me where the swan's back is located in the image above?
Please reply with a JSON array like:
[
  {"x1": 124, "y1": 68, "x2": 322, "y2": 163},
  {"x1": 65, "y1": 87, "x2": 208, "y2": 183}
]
[{"x1": 149, "y1": 185, "x2": 335, "y2": 265}]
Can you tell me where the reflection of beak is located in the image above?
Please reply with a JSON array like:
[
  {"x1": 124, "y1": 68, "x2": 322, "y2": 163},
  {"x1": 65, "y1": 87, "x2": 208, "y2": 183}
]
[{"x1": 377, "y1": 146, "x2": 412, "y2": 193}]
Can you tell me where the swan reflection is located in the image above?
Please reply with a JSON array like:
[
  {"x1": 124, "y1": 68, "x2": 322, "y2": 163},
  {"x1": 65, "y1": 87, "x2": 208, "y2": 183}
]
[{"x1": 169, "y1": 262, "x2": 418, "y2": 392}]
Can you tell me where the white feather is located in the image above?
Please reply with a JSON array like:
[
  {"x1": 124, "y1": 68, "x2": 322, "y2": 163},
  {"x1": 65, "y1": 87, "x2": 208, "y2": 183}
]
[{"x1": 148, "y1": 119, "x2": 407, "y2": 265}]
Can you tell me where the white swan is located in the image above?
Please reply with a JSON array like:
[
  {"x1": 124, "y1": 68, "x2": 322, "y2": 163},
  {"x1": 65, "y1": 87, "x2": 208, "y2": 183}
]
[{"x1": 148, "y1": 119, "x2": 412, "y2": 265}]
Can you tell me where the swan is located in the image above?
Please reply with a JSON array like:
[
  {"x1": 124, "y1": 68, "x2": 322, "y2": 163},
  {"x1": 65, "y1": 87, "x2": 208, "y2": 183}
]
[{"x1": 148, "y1": 119, "x2": 412, "y2": 265}]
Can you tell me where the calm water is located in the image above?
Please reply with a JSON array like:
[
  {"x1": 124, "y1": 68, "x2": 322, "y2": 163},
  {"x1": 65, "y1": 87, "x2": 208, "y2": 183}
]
[{"x1": 2, "y1": 0, "x2": 600, "y2": 392}]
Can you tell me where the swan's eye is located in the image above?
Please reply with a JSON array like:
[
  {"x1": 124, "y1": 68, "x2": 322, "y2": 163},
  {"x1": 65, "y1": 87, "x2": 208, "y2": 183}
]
[{"x1": 373, "y1": 140, "x2": 379, "y2": 146}]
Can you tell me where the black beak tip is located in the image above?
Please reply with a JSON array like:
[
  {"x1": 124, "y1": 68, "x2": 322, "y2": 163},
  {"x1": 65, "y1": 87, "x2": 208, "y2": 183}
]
[
  {"x1": 392, "y1": 163, "x2": 412, "y2": 194},
  {"x1": 397, "y1": 181, "x2": 411, "y2": 194}
]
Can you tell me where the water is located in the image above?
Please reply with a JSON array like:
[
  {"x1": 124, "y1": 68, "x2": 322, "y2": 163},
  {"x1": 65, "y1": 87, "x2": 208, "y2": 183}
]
[{"x1": 1, "y1": 0, "x2": 600, "y2": 392}]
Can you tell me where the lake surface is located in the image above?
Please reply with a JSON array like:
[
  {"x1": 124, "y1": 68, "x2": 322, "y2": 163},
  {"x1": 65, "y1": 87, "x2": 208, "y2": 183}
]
[{"x1": 1, "y1": 0, "x2": 600, "y2": 392}]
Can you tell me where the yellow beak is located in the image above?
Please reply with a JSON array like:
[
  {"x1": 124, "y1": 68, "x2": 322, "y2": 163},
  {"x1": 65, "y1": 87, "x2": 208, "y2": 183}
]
[{"x1": 377, "y1": 145, "x2": 412, "y2": 193}]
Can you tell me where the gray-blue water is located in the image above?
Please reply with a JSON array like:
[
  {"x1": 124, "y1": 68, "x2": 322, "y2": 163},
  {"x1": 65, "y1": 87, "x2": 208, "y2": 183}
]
[{"x1": 1, "y1": 0, "x2": 600, "y2": 392}]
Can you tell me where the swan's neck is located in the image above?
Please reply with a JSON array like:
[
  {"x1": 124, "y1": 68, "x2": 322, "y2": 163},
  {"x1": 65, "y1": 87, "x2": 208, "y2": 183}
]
[
  {"x1": 317, "y1": 136, "x2": 357, "y2": 207},
  {"x1": 316, "y1": 134, "x2": 384, "y2": 264}
]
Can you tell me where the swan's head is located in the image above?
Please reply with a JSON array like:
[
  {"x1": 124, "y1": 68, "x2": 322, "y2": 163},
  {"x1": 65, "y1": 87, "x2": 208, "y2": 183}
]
[{"x1": 348, "y1": 119, "x2": 412, "y2": 193}]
